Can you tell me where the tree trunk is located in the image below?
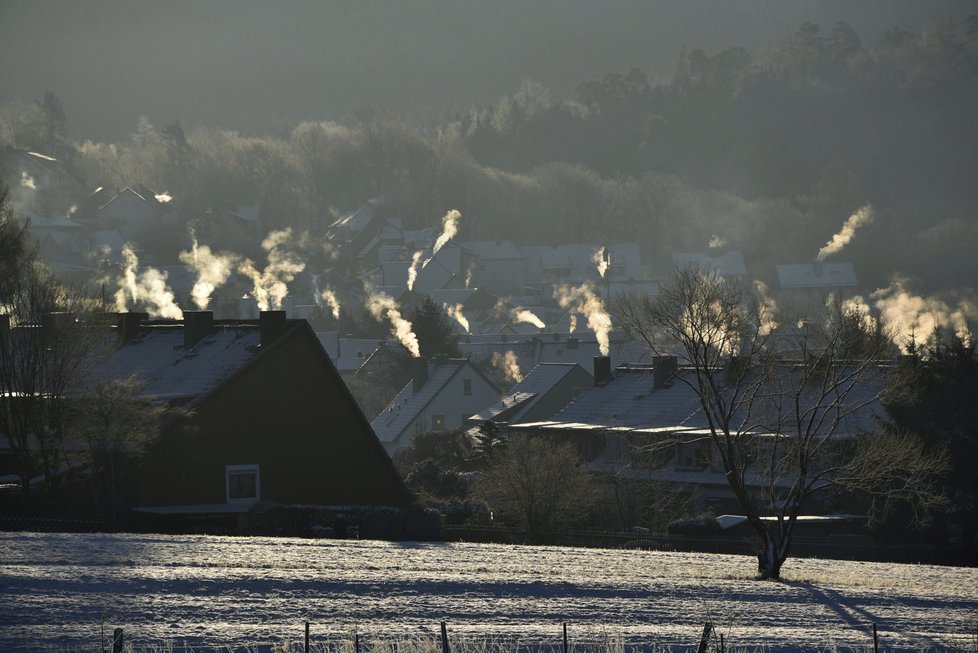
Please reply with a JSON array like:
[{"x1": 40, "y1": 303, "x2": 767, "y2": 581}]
[{"x1": 757, "y1": 531, "x2": 787, "y2": 580}]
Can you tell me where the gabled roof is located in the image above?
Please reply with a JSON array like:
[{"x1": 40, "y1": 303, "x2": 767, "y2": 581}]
[
  {"x1": 673, "y1": 251, "x2": 747, "y2": 277},
  {"x1": 81, "y1": 325, "x2": 263, "y2": 402},
  {"x1": 371, "y1": 359, "x2": 498, "y2": 443},
  {"x1": 776, "y1": 263, "x2": 858, "y2": 289},
  {"x1": 459, "y1": 240, "x2": 523, "y2": 260},
  {"x1": 470, "y1": 362, "x2": 590, "y2": 425},
  {"x1": 520, "y1": 365, "x2": 886, "y2": 437},
  {"x1": 224, "y1": 206, "x2": 260, "y2": 222}
]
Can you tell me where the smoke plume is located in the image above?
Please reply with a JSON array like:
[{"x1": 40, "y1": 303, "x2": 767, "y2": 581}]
[
  {"x1": 321, "y1": 289, "x2": 341, "y2": 320},
  {"x1": 569, "y1": 313, "x2": 578, "y2": 333},
  {"x1": 237, "y1": 228, "x2": 306, "y2": 311},
  {"x1": 114, "y1": 244, "x2": 183, "y2": 319},
  {"x1": 871, "y1": 279, "x2": 975, "y2": 351},
  {"x1": 155, "y1": 191, "x2": 173, "y2": 203},
  {"x1": 432, "y1": 209, "x2": 461, "y2": 255},
  {"x1": 20, "y1": 172, "x2": 37, "y2": 189},
  {"x1": 816, "y1": 205, "x2": 873, "y2": 262},
  {"x1": 406, "y1": 251, "x2": 424, "y2": 291},
  {"x1": 444, "y1": 303, "x2": 470, "y2": 333},
  {"x1": 753, "y1": 280, "x2": 779, "y2": 336},
  {"x1": 709, "y1": 235, "x2": 727, "y2": 249},
  {"x1": 512, "y1": 308, "x2": 545, "y2": 329},
  {"x1": 593, "y1": 246, "x2": 608, "y2": 278},
  {"x1": 178, "y1": 237, "x2": 239, "y2": 310},
  {"x1": 553, "y1": 283, "x2": 613, "y2": 356},
  {"x1": 491, "y1": 350, "x2": 524, "y2": 384},
  {"x1": 365, "y1": 287, "x2": 420, "y2": 357}
]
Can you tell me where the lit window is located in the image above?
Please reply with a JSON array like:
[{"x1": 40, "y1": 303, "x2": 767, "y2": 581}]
[{"x1": 226, "y1": 464, "x2": 260, "y2": 504}]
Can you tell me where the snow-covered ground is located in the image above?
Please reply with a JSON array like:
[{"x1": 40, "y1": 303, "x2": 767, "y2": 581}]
[{"x1": 1, "y1": 532, "x2": 975, "y2": 652}]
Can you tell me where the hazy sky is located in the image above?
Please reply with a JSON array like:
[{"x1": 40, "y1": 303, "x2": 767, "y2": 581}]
[{"x1": 1, "y1": 0, "x2": 974, "y2": 140}]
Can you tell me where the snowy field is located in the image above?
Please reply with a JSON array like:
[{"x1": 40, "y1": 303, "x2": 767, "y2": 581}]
[{"x1": 1, "y1": 532, "x2": 976, "y2": 652}]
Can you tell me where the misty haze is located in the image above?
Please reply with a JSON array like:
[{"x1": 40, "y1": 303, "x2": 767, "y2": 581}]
[{"x1": 1, "y1": 1, "x2": 977, "y2": 652}]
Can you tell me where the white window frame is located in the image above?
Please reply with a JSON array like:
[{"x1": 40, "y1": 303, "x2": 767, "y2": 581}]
[{"x1": 225, "y1": 464, "x2": 261, "y2": 504}]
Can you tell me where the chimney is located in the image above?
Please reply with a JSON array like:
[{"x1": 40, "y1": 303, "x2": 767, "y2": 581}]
[
  {"x1": 593, "y1": 355, "x2": 611, "y2": 386},
  {"x1": 117, "y1": 312, "x2": 148, "y2": 341},
  {"x1": 653, "y1": 355, "x2": 677, "y2": 389},
  {"x1": 259, "y1": 310, "x2": 288, "y2": 347},
  {"x1": 183, "y1": 310, "x2": 214, "y2": 349},
  {"x1": 411, "y1": 356, "x2": 430, "y2": 393}
]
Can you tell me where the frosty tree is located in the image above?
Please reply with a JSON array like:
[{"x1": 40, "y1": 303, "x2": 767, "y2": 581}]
[{"x1": 617, "y1": 265, "x2": 947, "y2": 580}]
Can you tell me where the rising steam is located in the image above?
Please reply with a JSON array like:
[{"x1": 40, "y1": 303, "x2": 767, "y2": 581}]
[
  {"x1": 593, "y1": 246, "x2": 608, "y2": 278},
  {"x1": 870, "y1": 279, "x2": 975, "y2": 351},
  {"x1": 155, "y1": 191, "x2": 173, "y2": 204},
  {"x1": 491, "y1": 350, "x2": 524, "y2": 384},
  {"x1": 178, "y1": 236, "x2": 239, "y2": 310},
  {"x1": 114, "y1": 244, "x2": 183, "y2": 319},
  {"x1": 512, "y1": 308, "x2": 545, "y2": 329},
  {"x1": 553, "y1": 283, "x2": 613, "y2": 355},
  {"x1": 365, "y1": 287, "x2": 420, "y2": 357},
  {"x1": 321, "y1": 289, "x2": 341, "y2": 320},
  {"x1": 709, "y1": 235, "x2": 727, "y2": 249},
  {"x1": 20, "y1": 172, "x2": 37, "y2": 189},
  {"x1": 569, "y1": 313, "x2": 578, "y2": 333},
  {"x1": 406, "y1": 251, "x2": 424, "y2": 291},
  {"x1": 237, "y1": 228, "x2": 306, "y2": 311},
  {"x1": 816, "y1": 205, "x2": 873, "y2": 262},
  {"x1": 753, "y1": 280, "x2": 779, "y2": 336},
  {"x1": 444, "y1": 303, "x2": 470, "y2": 333},
  {"x1": 432, "y1": 209, "x2": 461, "y2": 255}
]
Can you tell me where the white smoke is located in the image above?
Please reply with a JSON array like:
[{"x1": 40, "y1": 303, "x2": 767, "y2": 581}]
[
  {"x1": 839, "y1": 294, "x2": 879, "y2": 333},
  {"x1": 512, "y1": 308, "x2": 545, "y2": 329},
  {"x1": 569, "y1": 313, "x2": 578, "y2": 333},
  {"x1": 67, "y1": 204, "x2": 77, "y2": 217},
  {"x1": 432, "y1": 209, "x2": 461, "y2": 255},
  {"x1": 491, "y1": 350, "x2": 524, "y2": 384},
  {"x1": 155, "y1": 191, "x2": 173, "y2": 204},
  {"x1": 237, "y1": 228, "x2": 306, "y2": 311},
  {"x1": 20, "y1": 172, "x2": 37, "y2": 189},
  {"x1": 406, "y1": 251, "x2": 424, "y2": 291},
  {"x1": 178, "y1": 237, "x2": 240, "y2": 310},
  {"x1": 554, "y1": 283, "x2": 613, "y2": 356},
  {"x1": 114, "y1": 244, "x2": 184, "y2": 319},
  {"x1": 593, "y1": 246, "x2": 609, "y2": 278},
  {"x1": 365, "y1": 288, "x2": 420, "y2": 357},
  {"x1": 709, "y1": 235, "x2": 727, "y2": 249},
  {"x1": 321, "y1": 289, "x2": 341, "y2": 320},
  {"x1": 444, "y1": 303, "x2": 470, "y2": 333},
  {"x1": 816, "y1": 205, "x2": 873, "y2": 262},
  {"x1": 753, "y1": 280, "x2": 779, "y2": 336},
  {"x1": 464, "y1": 260, "x2": 476, "y2": 289},
  {"x1": 871, "y1": 280, "x2": 976, "y2": 351}
]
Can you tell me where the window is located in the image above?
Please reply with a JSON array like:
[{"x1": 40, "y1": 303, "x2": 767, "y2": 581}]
[
  {"x1": 463, "y1": 379, "x2": 472, "y2": 396},
  {"x1": 226, "y1": 464, "x2": 260, "y2": 504},
  {"x1": 432, "y1": 414, "x2": 446, "y2": 430}
]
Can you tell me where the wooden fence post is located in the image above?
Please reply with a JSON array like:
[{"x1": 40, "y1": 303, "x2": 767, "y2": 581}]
[
  {"x1": 872, "y1": 623, "x2": 879, "y2": 653},
  {"x1": 355, "y1": 629, "x2": 361, "y2": 653},
  {"x1": 112, "y1": 628, "x2": 123, "y2": 653},
  {"x1": 696, "y1": 622, "x2": 713, "y2": 653},
  {"x1": 441, "y1": 621, "x2": 450, "y2": 653},
  {"x1": 562, "y1": 622, "x2": 568, "y2": 653},
  {"x1": 305, "y1": 621, "x2": 310, "y2": 653}
]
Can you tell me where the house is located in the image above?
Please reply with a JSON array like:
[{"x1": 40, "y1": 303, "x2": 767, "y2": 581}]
[
  {"x1": 371, "y1": 358, "x2": 502, "y2": 457},
  {"x1": 190, "y1": 206, "x2": 262, "y2": 258},
  {"x1": 513, "y1": 356, "x2": 885, "y2": 514},
  {"x1": 468, "y1": 362, "x2": 593, "y2": 429},
  {"x1": 85, "y1": 185, "x2": 178, "y2": 242},
  {"x1": 457, "y1": 240, "x2": 525, "y2": 294},
  {"x1": 673, "y1": 251, "x2": 747, "y2": 278},
  {"x1": 83, "y1": 311, "x2": 415, "y2": 534}
]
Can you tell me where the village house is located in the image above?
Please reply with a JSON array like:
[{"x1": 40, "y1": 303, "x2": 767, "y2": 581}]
[
  {"x1": 81, "y1": 311, "x2": 417, "y2": 536},
  {"x1": 468, "y1": 362, "x2": 593, "y2": 430},
  {"x1": 371, "y1": 357, "x2": 502, "y2": 457}
]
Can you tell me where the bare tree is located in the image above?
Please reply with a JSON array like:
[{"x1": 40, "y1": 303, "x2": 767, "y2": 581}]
[
  {"x1": 474, "y1": 434, "x2": 594, "y2": 542},
  {"x1": 0, "y1": 186, "x2": 107, "y2": 497},
  {"x1": 616, "y1": 265, "x2": 947, "y2": 579}
]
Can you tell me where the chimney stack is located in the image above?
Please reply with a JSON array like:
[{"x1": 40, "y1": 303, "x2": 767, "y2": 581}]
[
  {"x1": 593, "y1": 355, "x2": 611, "y2": 386},
  {"x1": 411, "y1": 356, "x2": 429, "y2": 393},
  {"x1": 259, "y1": 310, "x2": 288, "y2": 347},
  {"x1": 117, "y1": 312, "x2": 148, "y2": 341},
  {"x1": 183, "y1": 311, "x2": 214, "y2": 349},
  {"x1": 653, "y1": 355, "x2": 677, "y2": 389}
]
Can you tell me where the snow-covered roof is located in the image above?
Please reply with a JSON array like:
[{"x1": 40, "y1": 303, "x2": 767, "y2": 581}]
[
  {"x1": 776, "y1": 263, "x2": 858, "y2": 289},
  {"x1": 371, "y1": 360, "x2": 474, "y2": 443},
  {"x1": 460, "y1": 240, "x2": 523, "y2": 260},
  {"x1": 470, "y1": 362, "x2": 590, "y2": 424},
  {"x1": 225, "y1": 206, "x2": 260, "y2": 222},
  {"x1": 673, "y1": 251, "x2": 747, "y2": 277},
  {"x1": 81, "y1": 325, "x2": 263, "y2": 402},
  {"x1": 315, "y1": 332, "x2": 384, "y2": 373}
]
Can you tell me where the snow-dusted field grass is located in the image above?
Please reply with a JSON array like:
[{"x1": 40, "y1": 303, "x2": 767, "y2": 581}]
[{"x1": 0, "y1": 532, "x2": 975, "y2": 652}]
